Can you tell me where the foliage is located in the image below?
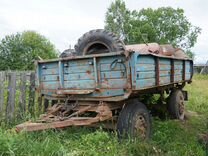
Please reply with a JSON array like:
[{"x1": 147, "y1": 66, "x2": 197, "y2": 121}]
[
  {"x1": 0, "y1": 75, "x2": 207, "y2": 155},
  {"x1": 0, "y1": 31, "x2": 58, "y2": 70},
  {"x1": 105, "y1": 0, "x2": 201, "y2": 57},
  {"x1": 104, "y1": 0, "x2": 131, "y2": 40}
]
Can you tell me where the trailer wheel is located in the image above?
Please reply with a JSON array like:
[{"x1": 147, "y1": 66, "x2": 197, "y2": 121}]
[
  {"x1": 168, "y1": 89, "x2": 185, "y2": 120},
  {"x1": 117, "y1": 100, "x2": 151, "y2": 140},
  {"x1": 74, "y1": 29, "x2": 125, "y2": 55}
]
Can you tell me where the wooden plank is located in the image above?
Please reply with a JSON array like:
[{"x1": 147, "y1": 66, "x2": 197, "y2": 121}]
[
  {"x1": 64, "y1": 80, "x2": 95, "y2": 89},
  {"x1": 6, "y1": 72, "x2": 16, "y2": 121},
  {"x1": 28, "y1": 72, "x2": 35, "y2": 115},
  {"x1": 183, "y1": 60, "x2": 186, "y2": 80},
  {"x1": 155, "y1": 57, "x2": 159, "y2": 86},
  {"x1": 136, "y1": 78, "x2": 156, "y2": 89},
  {"x1": 64, "y1": 73, "x2": 95, "y2": 81},
  {"x1": 171, "y1": 59, "x2": 174, "y2": 83},
  {"x1": 0, "y1": 72, "x2": 5, "y2": 113},
  {"x1": 18, "y1": 72, "x2": 27, "y2": 118},
  {"x1": 64, "y1": 66, "x2": 94, "y2": 74}
]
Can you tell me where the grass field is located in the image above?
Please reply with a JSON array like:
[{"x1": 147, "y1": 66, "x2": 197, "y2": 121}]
[{"x1": 0, "y1": 75, "x2": 208, "y2": 156}]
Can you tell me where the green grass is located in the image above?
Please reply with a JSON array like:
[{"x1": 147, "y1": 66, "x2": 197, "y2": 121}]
[{"x1": 0, "y1": 75, "x2": 208, "y2": 156}]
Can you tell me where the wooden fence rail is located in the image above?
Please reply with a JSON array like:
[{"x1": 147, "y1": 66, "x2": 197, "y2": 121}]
[{"x1": 0, "y1": 71, "x2": 37, "y2": 122}]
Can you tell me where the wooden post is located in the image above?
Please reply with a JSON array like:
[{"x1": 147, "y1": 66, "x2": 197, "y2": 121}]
[
  {"x1": 18, "y1": 72, "x2": 27, "y2": 118},
  {"x1": 6, "y1": 72, "x2": 16, "y2": 122},
  {"x1": 43, "y1": 98, "x2": 49, "y2": 112},
  {"x1": 0, "y1": 72, "x2": 5, "y2": 113},
  {"x1": 38, "y1": 95, "x2": 43, "y2": 113},
  {"x1": 28, "y1": 72, "x2": 35, "y2": 115}
]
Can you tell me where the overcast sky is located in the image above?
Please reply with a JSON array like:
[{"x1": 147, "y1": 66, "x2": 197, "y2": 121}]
[{"x1": 0, "y1": 0, "x2": 207, "y2": 63}]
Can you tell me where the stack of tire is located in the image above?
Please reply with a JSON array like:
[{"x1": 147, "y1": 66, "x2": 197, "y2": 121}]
[
  {"x1": 60, "y1": 29, "x2": 125, "y2": 57},
  {"x1": 60, "y1": 29, "x2": 188, "y2": 59}
]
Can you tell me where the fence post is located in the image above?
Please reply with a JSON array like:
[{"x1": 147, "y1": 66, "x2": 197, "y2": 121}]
[
  {"x1": 0, "y1": 72, "x2": 5, "y2": 113},
  {"x1": 18, "y1": 72, "x2": 27, "y2": 118},
  {"x1": 28, "y1": 72, "x2": 35, "y2": 115},
  {"x1": 38, "y1": 94, "x2": 43, "y2": 113},
  {"x1": 6, "y1": 72, "x2": 16, "y2": 122}
]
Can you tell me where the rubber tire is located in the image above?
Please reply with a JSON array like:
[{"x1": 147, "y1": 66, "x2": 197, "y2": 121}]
[
  {"x1": 74, "y1": 29, "x2": 125, "y2": 55},
  {"x1": 117, "y1": 99, "x2": 137, "y2": 138},
  {"x1": 59, "y1": 52, "x2": 71, "y2": 58},
  {"x1": 168, "y1": 89, "x2": 185, "y2": 120},
  {"x1": 117, "y1": 99, "x2": 151, "y2": 140}
]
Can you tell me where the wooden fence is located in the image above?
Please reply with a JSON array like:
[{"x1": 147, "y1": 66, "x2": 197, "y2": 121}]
[{"x1": 0, "y1": 71, "x2": 39, "y2": 122}]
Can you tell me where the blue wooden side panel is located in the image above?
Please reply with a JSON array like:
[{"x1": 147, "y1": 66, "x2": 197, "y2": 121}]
[
  {"x1": 37, "y1": 52, "x2": 193, "y2": 98},
  {"x1": 185, "y1": 61, "x2": 191, "y2": 80},
  {"x1": 134, "y1": 54, "x2": 192, "y2": 90},
  {"x1": 174, "y1": 60, "x2": 183, "y2": 82},
  {"x1": 136, "y1": 55, "x2": 156, "y2": 89},
  {"x1": 63, "y1": 58, "x2": 95, "y2": 89},
  {"x1": 98, "y1": 56, "x2": 127, "y2": 89},
  {"x1": 159, "y1": 58, "x2": 171, "y2": 85},
  {"x1": 39, "y1": 62, "x2": 60, "y2": 89}
]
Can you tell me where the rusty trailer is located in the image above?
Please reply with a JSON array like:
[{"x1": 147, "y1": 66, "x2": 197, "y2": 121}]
[{"x1": 16, "y1": 50, "x2": 193, "y2": 139}]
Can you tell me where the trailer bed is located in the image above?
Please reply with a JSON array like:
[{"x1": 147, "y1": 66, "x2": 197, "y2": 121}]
[{"x1": 36, "y1": 51, "x2": 193, "y2": 101}]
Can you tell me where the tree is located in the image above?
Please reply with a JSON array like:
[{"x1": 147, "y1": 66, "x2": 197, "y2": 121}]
[
  {"x1": 105, "y1": 1, "x2": 201, "y2": 57},
  {"x1": 0, "y1": 31, "x2": 58, "y2": 70},
  {"x1": 104, "y1": 0, "x2": 131, "y2": 41}
]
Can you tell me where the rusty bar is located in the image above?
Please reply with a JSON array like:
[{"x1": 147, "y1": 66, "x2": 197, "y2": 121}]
[
  {"x1": 171, "y1": 59, "x2": 174, "y2": 83},
  {"x1": 66, "y1": 105, "x2": 92, "y2": 118},
  {"x1": 56, "y1": 89, "x2": 94, "y2": 95},
  {"x1": 16, "y1": 117, "x2": 101, "y2": 132},
  {"x1": 155, "y1": 57, "x2": 160, "y2": 86}
]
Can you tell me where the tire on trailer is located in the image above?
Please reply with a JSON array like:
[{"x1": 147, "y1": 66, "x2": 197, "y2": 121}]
[
  {"x1": 168, "y1": 89, "x2": 185, "y2": 120},
  {"x1": 117, "y1": 99, "x2": 151, "y2": 140},
  {"x1": 74, "y1": 29, "x2": 125, "y2": 55},
  {"x1": 59, "y1": 49, "x2": 75, "y2": 58},
  {"x1": 59, "y1": 51, "x2": 70, "y2": 58}
]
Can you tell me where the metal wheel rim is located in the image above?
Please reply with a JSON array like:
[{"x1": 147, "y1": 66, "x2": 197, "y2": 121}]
[
  {"x1": 178, "y1": 95, "x2": 185, "y2": 117},
  {"x1": 134, "y1": 114, "x2": 147, "y2": 139}
]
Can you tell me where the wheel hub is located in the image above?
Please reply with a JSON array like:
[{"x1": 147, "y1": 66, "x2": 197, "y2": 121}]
[
  {"x1": 178, "y1": 95, "x2": 185, "y2": 116},
  {"x1": 134, "y1": 114, "x2": 147, "y2": 139}
]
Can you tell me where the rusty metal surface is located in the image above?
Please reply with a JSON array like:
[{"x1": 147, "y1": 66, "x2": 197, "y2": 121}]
[
  {"x1": 56, "y1": 89, "x2": 94, "y2": 95},
  {"x1": 126, "y1": 43, "x2": 162, "y2": 55},
  {"x1": 126, "y1": 43, "x2": 188, "y2": 58},
  {"x1": 16, "y1": 101, "x2": 114, "y2": 132}
]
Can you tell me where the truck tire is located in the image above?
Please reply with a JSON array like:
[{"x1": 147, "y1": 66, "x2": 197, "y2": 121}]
[
  {"x1": 74, "y1": 29, "x2": 125, "y2": 55},
  {"x1": 59, "y1": 51, "x2": 71, "y2": 58},
  {"x1": 117, "y1": 99, "x2": 151, "y2": 140},
  {"x1": 168, "y1": 89, "x2": 185, "y2": 120},
  {"x1": 117, "y1": 99, "x2": 137, "y2": 138}
]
